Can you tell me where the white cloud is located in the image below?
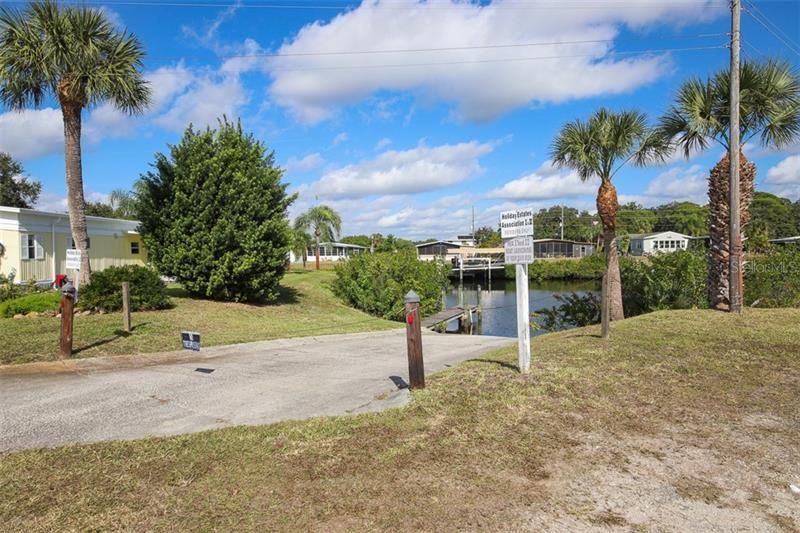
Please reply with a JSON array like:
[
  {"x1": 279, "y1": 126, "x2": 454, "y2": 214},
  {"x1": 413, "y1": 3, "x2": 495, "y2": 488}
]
[
  {"x1": 375, "y1": 137, "x2": 392, "y2": 150},
  {"x1": 644, "y1": 164, "x2": 707, "y2": 199},
  {"x1": 97, "y1": 6, "x2": 124, "y2": 29},
  {"x1": 309, "y1": 141, "x2": 495, "y2": 198},
  {"x1": 154, "y1": 74, "x2": 248, "y2": 131},
  {"x1": 182, "y1": 0, "x2": 242, "y2": 54},
  {"x1": 33, "y1": 190, "x2": 110, "y2": 213},
  {"x1": 332, "y1": 132, "x2": 349, "y2": 146},
  {"x1": 284, "y1": 152, "x2": 324, "y2": 173},
  {"x1": 0, "y1": 108, "x2": 63, "y2": 160},
  {"x1": 34, "y1": 191, "x2": 68, "y2": 213},
  {"x1": 488, "y1": 160, "x2": 596, "y2": 200},
  {"x1": 0, "y1": 63, "x2": 213, "y2": 160},
  {"x1": 766, "y1": 154, "x2": 800, "y2": 185},
  {"x1": 765, "y1": 154, "x2": 800, "y2": 200},
  {"x1": 262, "y1": 0, "x2": 720, "y2": 123}
]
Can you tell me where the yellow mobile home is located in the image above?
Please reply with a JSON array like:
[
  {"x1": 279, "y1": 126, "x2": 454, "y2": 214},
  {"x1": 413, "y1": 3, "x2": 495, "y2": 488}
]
[{"x1": 0, "y1": 206, "x2": 146, "y2": 283}]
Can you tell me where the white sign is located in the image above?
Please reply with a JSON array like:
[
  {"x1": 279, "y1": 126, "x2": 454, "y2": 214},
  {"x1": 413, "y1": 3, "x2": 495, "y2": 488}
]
[
  {"x1": 504, "y1": 236, "x2": 535, "y2": 265},
  {"x1": 66, "y1": 249, "x2": 82, "y2": 270},
  {"x1": 182, "y1": 331, "x2": 201, "y2": 351},
  {"x1": 500, "y1": 208, "x2": 534, "y2": 238}
]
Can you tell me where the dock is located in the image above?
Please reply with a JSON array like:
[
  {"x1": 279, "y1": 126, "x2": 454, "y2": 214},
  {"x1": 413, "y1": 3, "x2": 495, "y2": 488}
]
[{"x1": 422, "y1": 305, "x2": 480, "y2": 330}]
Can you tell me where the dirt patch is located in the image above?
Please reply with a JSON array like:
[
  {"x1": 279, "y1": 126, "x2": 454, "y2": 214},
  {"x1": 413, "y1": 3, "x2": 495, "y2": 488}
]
[{"x1": 521, "y1": 417, "x2": 800, "y2": 532}]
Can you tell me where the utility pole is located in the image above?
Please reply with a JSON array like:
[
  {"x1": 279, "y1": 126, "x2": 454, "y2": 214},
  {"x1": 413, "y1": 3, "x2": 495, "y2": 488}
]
[
  {"x1": 471, "y1": 206, "x2": 475, "y2": 242},
  {"x1": 729, "y1": 0, "x2": 743, "y2": 314},
  {"x1": 560, "y1": 205, "x2": 565, "y2": 240}
]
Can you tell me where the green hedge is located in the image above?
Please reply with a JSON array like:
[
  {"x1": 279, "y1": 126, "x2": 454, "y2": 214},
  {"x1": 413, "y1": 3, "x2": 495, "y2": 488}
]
[
  {"x1": 621, "y1": 250, "x2": 708, "y2": 316},
  {"x1": 745, "y1": 248, "x2": 800, "y2": 307},
  {"x1": 0, "y1": 292, "x2": 60, "y2": 318},
  {"x1": 333, "y1": 251, "x2": 450, "y2": 321},
  {"x1": 79, "y1": 265, "x2": 172, "y2": 312},
  {"x1": 504, "y1": 254, "x2": 606, "y2": 281}
]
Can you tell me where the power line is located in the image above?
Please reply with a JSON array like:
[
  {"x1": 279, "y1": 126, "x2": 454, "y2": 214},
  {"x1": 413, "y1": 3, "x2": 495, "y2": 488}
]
[
  {"x1": 744, "y1": 1, "x2": 800, "y2": 55},
  {"x1": 264, "y1": 44, "x2": 726, "y2": 72},
  {"x1": 743, "y1": 3, "x2": 800, "y2": 57},
  {"x1": 0, "y1": 0, "x2": 732, "y2": 10},
  {"x1": 196, "y1": 34, "x2": 727, "y2": 60}
]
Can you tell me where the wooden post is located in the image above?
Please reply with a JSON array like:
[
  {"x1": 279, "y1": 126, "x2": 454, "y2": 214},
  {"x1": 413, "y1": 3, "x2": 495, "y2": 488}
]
[
  {"x1": 59, "y1": 281, "x2": 76, "y2": 358},
  {"x1": 122, "y1": 281, "x2": 131, "y2": 333},
  {"x1": 601, "y1": 273, "x2": 610, "y2": 339},
  {"x1": 404, "y1": 290, "x2": 425, "y2": 389}
]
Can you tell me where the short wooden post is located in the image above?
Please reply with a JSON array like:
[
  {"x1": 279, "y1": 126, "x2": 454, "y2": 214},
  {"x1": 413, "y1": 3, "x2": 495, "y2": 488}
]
[
  {"x1": 404, "y1": 290, "x2": 425, "y2": 389},
  {"x1": 122, "y1": 281, "x2": 131, "y2": 333},
  {"x1": 59, "y1": 281, "x2": 76, "y2": 358},
  {"x1": 600, "y1": 273, "x2": 610, "y2": 339}
]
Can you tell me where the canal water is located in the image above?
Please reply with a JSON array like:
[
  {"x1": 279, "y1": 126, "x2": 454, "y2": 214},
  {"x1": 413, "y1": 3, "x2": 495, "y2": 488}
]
[{"x1": 444, "y1": 279, "x2": 599, "y2": 337}]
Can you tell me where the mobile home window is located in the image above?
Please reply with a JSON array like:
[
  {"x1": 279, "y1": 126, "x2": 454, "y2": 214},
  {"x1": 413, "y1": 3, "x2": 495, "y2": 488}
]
[
  {"x1": 21, "y1": 234, "x2": 44, "y2": 260},
  {"x1": 131, "y1": 241, "x2": 140, "y2": 255}
]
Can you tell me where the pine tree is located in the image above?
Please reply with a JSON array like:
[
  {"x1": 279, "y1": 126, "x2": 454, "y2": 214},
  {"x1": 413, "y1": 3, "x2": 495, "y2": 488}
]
[{"x1": 136, "y1": 118, "x2": 296, "y2": 302}]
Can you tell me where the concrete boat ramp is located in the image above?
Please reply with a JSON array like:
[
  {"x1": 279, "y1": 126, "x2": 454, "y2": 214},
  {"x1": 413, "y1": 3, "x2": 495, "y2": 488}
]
[{"x1": 0, "y1": 329, "x2": 511, "y2": 452}]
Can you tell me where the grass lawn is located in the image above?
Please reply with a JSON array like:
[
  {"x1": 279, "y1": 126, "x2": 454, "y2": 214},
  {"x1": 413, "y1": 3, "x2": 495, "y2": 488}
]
[
  {"x1": 0, "y1": 270, "x2": 399, "y2": 365},
  {"x1": 2, "y1": 308, "x2": 798, "y2": 531}
]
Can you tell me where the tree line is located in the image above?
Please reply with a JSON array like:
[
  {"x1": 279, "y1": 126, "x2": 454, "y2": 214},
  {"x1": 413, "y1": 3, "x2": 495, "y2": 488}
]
[{"x1": 471, "y1": 195, "x2": 800, "y2": 250}]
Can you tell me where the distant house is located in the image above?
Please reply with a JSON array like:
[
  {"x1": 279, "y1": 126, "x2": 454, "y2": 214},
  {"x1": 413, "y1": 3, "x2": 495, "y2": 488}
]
[
  {"x1": 0, "y1": 206, "x2": 145, "y2": 284},
  {"x1": 626, "y1": 231, "x2": 692, "y2": 256},
  {"x1": 533, "y1": 239, "x2": 595, "y2": 258},
  {"x1": 416, "y1": 240, "x2": 464, "y2": 262},
  {"x1": 291, "y1": 241, "x2": 366, "y2": 263},
  {"x1": 770, "y1": 236, "x2": 800, "y2": 246},
  {"x1": 453, "y1": 234, "x2": 476, "y2": 246}
]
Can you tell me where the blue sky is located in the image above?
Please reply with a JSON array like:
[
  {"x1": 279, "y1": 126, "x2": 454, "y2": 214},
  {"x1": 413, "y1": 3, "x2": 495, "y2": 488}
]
[{"x1": 0, "y1": 0, "x2": 798, "y2": 239}]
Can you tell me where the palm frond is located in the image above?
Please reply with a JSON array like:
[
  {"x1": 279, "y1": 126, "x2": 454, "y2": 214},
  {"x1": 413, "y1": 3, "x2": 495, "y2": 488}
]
[{"x1": 0, "y1": 0, "x2": 150, "y2": 113}]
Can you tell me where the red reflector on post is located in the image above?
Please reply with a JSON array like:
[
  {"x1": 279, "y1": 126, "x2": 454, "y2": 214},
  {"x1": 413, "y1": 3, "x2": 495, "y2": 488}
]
[{"x1": 406, "y1": 313, "x2": 414, "y2": 325}]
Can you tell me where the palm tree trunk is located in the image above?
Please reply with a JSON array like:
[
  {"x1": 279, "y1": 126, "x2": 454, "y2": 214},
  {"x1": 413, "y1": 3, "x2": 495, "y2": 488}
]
[
  {"x1": 707, "y1": 151, "x2": 756, "y2": 310},
  {"x1": 61, "y1": 101, "x2": 92, "y2": 286},
  {"x1": 315, "y1": 231, "x2": 321, "y2": 271},
  {"x1": 597, "y1": 178, "x2": 624, "y2": 321}
]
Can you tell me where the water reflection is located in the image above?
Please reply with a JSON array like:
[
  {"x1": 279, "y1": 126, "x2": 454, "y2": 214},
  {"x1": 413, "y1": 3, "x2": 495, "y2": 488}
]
[{"x1": 444, "y1": 279, "x2": 599, "y2": 337}]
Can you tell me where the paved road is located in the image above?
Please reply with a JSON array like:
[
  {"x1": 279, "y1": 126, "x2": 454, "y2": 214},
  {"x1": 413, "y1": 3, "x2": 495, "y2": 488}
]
[{"x1": 0, "y1": 330, "x2": 512, "y2": 451}]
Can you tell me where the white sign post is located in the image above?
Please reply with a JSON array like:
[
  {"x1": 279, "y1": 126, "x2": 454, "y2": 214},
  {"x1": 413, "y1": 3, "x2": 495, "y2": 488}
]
[{"x1": 501, "y1": 209, "x2": 534, "y2": 373}]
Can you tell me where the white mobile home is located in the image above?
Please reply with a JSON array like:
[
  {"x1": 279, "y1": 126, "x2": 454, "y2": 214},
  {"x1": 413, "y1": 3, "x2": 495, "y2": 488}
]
[
  {"x1": 415, "y1": 240, "x2": 464, "y2": 262},
  {"x1": 290, "y1": 241, "x2": 366, "y2": 263},
  {"x1": 627, "y1": 231, "x2": 692, "y2": 256},
  {"x1": 0, "y1": 206, "x2": 145, "y2": 283}
]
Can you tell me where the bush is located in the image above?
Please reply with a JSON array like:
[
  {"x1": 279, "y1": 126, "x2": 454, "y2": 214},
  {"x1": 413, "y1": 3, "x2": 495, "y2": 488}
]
[
  {"x1": 537, "y1": 251, "x2": 707, "y2": 328},
  {"x1": 136, "y1": 118, "x2": 295, "y2": 302},
  {"x1": 745, "y1": 248, "x2": 800, "y2": 307},
  {"x1": 621, "y1": 250, "x2": 708, "y2": 316},
  {"x1": 0, "y1": 291, "x2": 60, "y2": 318},
  {"x1": 504, "y1": 254, "x2": 606, "y2": 281},
  {"x1": 0, "y1": 273, "x2": 42, "y2": 303},
  {"x1": 333, "y1": 251, "x2": 450, "y2": 321},
  {"x1": 536, "y1": 292, "x2": 600, "y2": 332},
  {"x1": 79, "y1": 265, "x2": 172, "y2": 312}
]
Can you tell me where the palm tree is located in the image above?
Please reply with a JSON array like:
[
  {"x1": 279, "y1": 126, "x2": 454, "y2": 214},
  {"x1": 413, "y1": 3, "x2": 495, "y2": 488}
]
[
  {"x1": 109, "y1": 189, "x2": 137, "y2": 219},
  {"x1": 291, "y1": 224, "x2": 313, "y2": 270},
  {"x1": 552, "y1": 109, "x2": 670, "y2": 325},
  {"x1": 0, "y1": 1, "x2": 150, "y2": 284},
  {"x1": 659, "y1": 60, "x2": 800, "y2": 310},
  {"x1": 294, "y1": 205, "x2": 342, "y2": 270}
]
